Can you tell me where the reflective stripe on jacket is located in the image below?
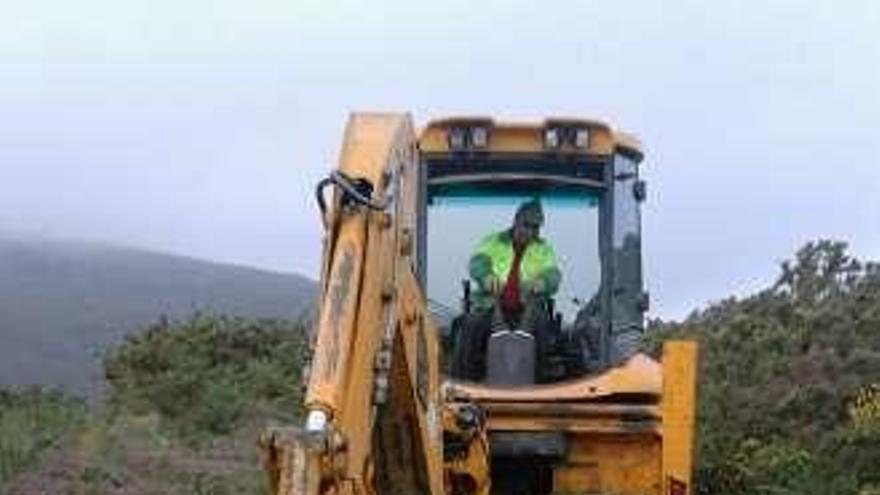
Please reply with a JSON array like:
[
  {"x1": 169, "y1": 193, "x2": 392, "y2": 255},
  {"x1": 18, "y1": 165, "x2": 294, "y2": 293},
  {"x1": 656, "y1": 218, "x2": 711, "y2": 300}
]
[{"x1": 468, "y1": 230, "x2": 560, "y2": 309}]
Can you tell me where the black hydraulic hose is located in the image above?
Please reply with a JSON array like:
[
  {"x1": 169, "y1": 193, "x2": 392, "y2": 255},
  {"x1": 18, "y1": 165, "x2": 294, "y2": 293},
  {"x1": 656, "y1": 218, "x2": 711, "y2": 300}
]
[
  {"x1": 315, "y1": 176, "x2": 334, "y2": 217},
  {"x1": 315, "y1": 170, "x2": 389, "y2": 217}
]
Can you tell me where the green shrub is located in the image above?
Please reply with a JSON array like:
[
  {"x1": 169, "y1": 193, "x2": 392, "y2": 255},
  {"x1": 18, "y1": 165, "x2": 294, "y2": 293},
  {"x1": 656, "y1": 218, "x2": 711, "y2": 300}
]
[
  {"x1": 0, "y1": 387, "x2": 85, "y2": 486},
  {"x1": 103, "y1": 313, "x2": 308, "y2": 439},
  {"x1": 647, "y1": 240, "x2": 880, "y2": 495}
]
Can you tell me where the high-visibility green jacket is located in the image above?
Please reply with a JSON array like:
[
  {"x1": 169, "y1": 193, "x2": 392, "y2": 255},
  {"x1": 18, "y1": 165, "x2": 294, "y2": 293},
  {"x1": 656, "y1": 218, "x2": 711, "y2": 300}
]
[{"x1": 468, "y1": 230, "x2": 561, "y2": 309}]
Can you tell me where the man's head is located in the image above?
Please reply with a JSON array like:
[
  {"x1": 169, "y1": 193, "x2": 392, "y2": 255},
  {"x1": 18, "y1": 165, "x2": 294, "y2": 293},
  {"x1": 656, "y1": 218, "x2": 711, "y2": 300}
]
[{"x1": 512, "y1": 200, "x2": 544, "y2": 249}]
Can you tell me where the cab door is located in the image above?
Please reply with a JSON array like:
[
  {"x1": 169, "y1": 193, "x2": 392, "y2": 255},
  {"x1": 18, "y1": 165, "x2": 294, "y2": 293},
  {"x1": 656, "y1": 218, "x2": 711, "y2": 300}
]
[{"x1": 609, "y1": 152, "x2": 646, "y2": 364}]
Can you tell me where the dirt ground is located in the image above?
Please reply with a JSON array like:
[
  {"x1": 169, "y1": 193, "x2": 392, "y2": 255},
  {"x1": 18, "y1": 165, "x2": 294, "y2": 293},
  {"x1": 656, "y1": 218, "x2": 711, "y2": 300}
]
[{"x1": 3, "y1": 416, "x2": 266, "y2": 495}]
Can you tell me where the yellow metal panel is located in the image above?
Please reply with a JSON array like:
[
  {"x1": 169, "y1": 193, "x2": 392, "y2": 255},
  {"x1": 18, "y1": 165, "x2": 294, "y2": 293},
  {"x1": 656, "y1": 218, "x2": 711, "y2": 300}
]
[
  {"x1": 301, "y1": 112, "x2": 449, "y2": 495},
  {"x1": 485, "y1": 417, "x2": 660, "y2": 435},
  {"x1": 479, "y1": 402, "x2": 661, "y2": 417},
  {"x1": 306, "y1": 112, "x2": 412, "y2": 413},
  {"x1": 417, "y1": 116, "x2": 641, "y2": 157},
  {"x1": 661, "y1": 341, "x2": 698, "y2": 494},
  {"x1": 554, "y1": 463, "x2": 600, "y2": 492},
  {"x1": 395, "y1": 270, "x2": 446, "y2": 495},
  {"x1": 615, "y1": 130, "x2": 643, "y2": 158},
  {"x1": 479, "y1": 401, "x2": 660, "y2": 434},
  {"x1": 555, "y1": 434, "x2": 662, "y2": 495},
  {"x1": 446, "y1": 353, "x2": 662, "y2": 402}
]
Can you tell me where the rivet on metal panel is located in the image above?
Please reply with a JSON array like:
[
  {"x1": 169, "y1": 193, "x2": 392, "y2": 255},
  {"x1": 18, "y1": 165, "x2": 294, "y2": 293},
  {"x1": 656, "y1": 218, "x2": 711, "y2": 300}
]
[
  {"x1": 400, "y1": 227, "x2": 413, "y2": 255},
  {"x1": 405, "y1": 311, "x2": 418, "y2": 326},
  {"x1": 381, "y1": 284, "x2": 395, "y2": 302},
  {"x1": 330, "y1": 431, "x2": 347, "y2": 453},
  {"x1": 380, "y1": 212, "x2": 392, "y2": 229},
  {"x1": 373, "y1": 375, "x2": 389, "y2": 405},
  {"x1": 374, "y1": 349, "x2": 392, "y2": 371}
]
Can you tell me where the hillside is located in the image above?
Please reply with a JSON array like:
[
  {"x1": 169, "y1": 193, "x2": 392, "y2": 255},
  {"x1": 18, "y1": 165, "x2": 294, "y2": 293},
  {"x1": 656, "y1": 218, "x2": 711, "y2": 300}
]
[
  {"x1": 2, "y1": 240, "x2": 878, "y2": 495},
  {"x1": 0, "y1": 235, "x2": 316, "y2": 396},
  {"x1": 1, "y1": 315, "x2": 306, "y2": 494}
]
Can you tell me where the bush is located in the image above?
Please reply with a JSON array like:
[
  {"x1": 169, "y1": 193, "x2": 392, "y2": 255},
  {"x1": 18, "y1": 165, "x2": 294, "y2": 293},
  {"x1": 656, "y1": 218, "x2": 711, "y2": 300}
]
[
  {"x1": 647, "y1": 240, "x2": 880, "y2": 495},
  {"x1": 0, "y1": 387, "x2": 85, "y2": 486},
  {"x1": 103, "y1": 314, "x2": 308, "y2": 438}
]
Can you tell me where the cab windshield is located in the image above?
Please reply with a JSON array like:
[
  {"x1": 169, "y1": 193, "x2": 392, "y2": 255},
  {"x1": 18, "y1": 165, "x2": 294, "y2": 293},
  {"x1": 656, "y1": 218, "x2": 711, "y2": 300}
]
[{"x1": 426, "y1": 184, "x2": 601, "y2": 329}]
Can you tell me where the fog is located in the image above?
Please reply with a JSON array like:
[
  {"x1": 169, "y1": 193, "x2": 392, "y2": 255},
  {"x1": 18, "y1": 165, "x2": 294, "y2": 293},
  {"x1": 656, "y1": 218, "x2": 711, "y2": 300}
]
[{"x1": 2, "y1": 0, "x2": 878, "y2": 318}]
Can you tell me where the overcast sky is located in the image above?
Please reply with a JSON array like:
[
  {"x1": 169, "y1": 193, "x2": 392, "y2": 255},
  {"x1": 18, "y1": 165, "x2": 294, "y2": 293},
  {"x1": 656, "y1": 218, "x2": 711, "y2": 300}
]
[{"x1": 2, "y1": 0, "x2": 879, "y2": 319}]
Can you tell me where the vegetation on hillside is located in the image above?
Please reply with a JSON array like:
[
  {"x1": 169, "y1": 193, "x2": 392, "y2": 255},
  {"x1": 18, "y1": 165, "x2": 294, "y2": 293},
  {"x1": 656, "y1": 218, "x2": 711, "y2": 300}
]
[
  {"x1": 4, "y1": 241, "x2": 880, "y2": 495},
  {"x1": 103, "y1": 314, "x2": 309, "y2": 439},
  {"x1": 646, "y1": 240, "x2": 880, "y2": 495},
  {"x1": 0, "y1": 387, "x2": 85, "y2": 486},
  {"x1": 2, "y1": 315, "x2": 309, "y2": 494}
]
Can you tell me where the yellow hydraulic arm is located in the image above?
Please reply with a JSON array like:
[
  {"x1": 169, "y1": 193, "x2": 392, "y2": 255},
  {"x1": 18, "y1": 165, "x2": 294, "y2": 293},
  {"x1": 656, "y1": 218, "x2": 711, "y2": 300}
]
[{"x1": 261, "y1": 113, "x2": 445, "y2": 495}]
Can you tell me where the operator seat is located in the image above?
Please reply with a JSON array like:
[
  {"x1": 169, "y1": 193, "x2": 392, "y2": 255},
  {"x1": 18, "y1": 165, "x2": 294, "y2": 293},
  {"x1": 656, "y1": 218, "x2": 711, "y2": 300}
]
[{"x1": 449, "y1": 281, "x2": 561, "y2": 384}]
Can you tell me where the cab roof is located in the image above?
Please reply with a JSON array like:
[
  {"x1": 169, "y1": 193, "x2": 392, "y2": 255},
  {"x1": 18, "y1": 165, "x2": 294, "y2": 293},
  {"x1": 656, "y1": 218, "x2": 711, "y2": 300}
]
[{"x1": 418, "y1": 116, "x2": 643, "y2": 161}]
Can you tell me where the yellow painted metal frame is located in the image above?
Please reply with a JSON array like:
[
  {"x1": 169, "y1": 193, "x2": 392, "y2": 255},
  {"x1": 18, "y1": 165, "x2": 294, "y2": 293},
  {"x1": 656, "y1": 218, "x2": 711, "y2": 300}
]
[
  {"x1": 266, "y1": 113, "x2": 697, "y2": 495},
  {"x1": 418, "y1": 116, "x2": 643, "y2": 159},
  {"x1": 446, "y1": 342, "x2": 697, "y2": 495}
]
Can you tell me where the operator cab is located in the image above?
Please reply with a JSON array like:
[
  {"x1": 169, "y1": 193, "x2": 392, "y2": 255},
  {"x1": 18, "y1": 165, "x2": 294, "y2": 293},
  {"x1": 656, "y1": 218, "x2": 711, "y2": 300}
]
[{"x1": 419, "y1": 118, "x2": 647, "y2": 384}]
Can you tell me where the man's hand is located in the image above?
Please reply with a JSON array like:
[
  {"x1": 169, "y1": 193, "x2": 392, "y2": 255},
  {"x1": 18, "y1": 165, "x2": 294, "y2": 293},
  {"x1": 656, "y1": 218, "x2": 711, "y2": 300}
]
[
  {"x1": 482, "y1": 275, "x2": 501, "y2": 295},
  {"x1": 524, "y1": 278, "x2": 545, "y2": 296}
]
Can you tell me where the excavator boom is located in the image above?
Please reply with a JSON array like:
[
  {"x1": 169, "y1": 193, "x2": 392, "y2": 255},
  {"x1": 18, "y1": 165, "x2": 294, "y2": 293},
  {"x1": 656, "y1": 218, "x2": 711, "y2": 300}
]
[{"x1": 262, "y1": 114, "x2": 444, "y2": 495}]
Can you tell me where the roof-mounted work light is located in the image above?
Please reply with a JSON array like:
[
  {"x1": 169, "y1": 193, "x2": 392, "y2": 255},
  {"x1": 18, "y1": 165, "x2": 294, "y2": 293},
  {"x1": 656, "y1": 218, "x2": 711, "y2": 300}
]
[
  {"x1": 470, "y1": 127, "x2": 489, "y2": 149},
  {"x1": 544, "y1": 125, "x2": 591, "y2": 149},
  {"x1": 447, "y1": 126, "x2": 490, "y2": 151},
  {"x1": 447, "y1": 127, "x2": 467, "y2": 151},
  {"x1": 573, "y1": 128, "x2": 590, "y2": 148},
  {"x1": 543, "y1": 128, "x2": 561, "y2": 149}
]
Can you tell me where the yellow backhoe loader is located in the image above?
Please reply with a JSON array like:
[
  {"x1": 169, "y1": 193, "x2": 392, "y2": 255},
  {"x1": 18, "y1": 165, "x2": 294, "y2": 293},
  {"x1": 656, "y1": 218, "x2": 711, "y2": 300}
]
[{"x1": 260, "y1": 114, "x2": 698, "y2": 495}]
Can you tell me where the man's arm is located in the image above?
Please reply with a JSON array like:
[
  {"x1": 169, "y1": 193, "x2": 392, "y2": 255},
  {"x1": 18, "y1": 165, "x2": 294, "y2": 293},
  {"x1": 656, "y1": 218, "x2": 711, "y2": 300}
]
[
  {"x1": 469, "y1": 235, "x2": 501, "y2": 294},
  {"x1": 469, "y1": 252, "x2": 493, "y2": 282},
  {"x1": 527, "y1": 240, "x2": 561, "y2": 296}
]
